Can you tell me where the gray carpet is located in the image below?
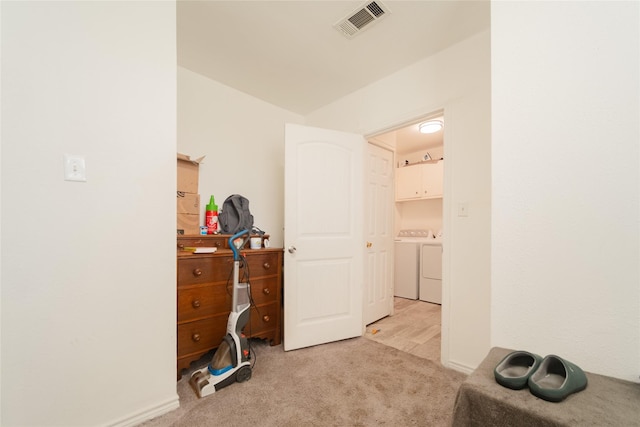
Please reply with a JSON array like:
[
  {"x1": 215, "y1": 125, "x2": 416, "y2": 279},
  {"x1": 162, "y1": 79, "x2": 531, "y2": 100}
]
[{"x1": 142, "y1": 337, "x2": 467, "y2": 426}]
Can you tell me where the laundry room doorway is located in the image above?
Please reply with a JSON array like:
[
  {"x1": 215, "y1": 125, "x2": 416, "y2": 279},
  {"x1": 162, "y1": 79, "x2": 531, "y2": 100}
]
[{"x1": 365, "y1": 109, "x2": 446, "y2": 363}]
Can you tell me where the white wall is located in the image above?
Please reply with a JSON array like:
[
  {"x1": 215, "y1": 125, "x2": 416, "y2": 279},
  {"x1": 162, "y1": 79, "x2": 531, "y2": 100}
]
[
  {"x1": 178, "y1": 67, "x2": 304, "y2": 247},
  {"x1": 492, "y1": 2, "x2": 640, "y2": 381},
  {"x1": 306, "y1": 30, "x2": 492, "y2": 372},
  {"x1": 398, "y1": 199, "x2": 443, "y2": 233},
  {"x1": 1, "y1": 2, "x2": 178, "y2": 425}
]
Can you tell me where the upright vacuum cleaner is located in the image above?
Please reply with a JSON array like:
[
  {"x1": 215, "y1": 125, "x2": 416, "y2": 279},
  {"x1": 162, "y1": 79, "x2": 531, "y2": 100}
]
[{"x1": 190, "y1": 230, "x2": 252, "y2": 398}]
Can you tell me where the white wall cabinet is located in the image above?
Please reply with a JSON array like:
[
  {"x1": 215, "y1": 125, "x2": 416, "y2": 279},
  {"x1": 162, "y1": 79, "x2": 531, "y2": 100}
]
[{"x1": 396, "y1": 161, "x2": 443, "y2": 201}]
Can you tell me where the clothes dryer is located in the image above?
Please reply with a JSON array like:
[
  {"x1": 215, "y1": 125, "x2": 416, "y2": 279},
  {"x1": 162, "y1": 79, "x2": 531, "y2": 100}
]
[{"x1": 419, "y1": 241, "x2": 442, "y2": 304}]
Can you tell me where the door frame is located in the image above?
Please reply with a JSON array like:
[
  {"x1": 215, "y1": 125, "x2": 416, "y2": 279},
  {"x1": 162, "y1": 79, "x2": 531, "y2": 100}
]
[{"x1": 364, "y1": 106, "x2": 451, "y2": 366}]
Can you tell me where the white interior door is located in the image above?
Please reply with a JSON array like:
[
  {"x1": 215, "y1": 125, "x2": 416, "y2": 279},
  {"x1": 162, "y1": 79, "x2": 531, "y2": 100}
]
[
  {"x1": 363, "y1": 143, "x2": 394, "y2": 325},
  {"x1": 284, "y1": 123, "x2": 365, "y2": 351}
]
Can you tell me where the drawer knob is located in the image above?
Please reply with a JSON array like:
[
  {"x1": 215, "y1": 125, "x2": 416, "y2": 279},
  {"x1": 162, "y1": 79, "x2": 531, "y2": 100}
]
[
  {"x1": 262, "y1": 288, "x2": 270, "y2": 295},
  {"x1": 192, "y1": 333, "x2": 201, "y2": 342},
  {"x1": 262, "y1": 315, "x2": 270, "y2": 323},
  {"x1": 263, "y1": 262, "x2": 271, "y2": 270},
  {"x1": 192, "y1": 300, "x2": 201, "y2": 308},
  {"x1": 193, "y1": 268, "x2": 202, "y2": 277}
]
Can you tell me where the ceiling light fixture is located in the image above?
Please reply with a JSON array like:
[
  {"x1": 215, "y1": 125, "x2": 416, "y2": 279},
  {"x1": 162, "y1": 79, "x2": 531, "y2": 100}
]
[{"x1": 419, "y1": 120, "x2": 443, "y2": 134}]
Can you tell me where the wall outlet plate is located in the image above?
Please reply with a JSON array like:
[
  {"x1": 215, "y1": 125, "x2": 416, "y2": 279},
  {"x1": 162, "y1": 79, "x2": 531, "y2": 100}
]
[{"x1": 64, "y1": 154, "x2": 87, "y2": 182}]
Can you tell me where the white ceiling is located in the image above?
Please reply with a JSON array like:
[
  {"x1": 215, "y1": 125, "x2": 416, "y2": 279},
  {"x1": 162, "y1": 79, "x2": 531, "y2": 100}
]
[
  {"x1": 177, "y1": 0, "x2": 490, "y2": 116},
  {"x1": 177, "y1": 1, "x2": 489, "y2": 155}
]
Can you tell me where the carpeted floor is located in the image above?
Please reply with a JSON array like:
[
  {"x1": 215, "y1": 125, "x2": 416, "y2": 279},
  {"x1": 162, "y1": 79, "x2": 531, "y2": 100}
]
[{"x1": 142, "y1": 337, "x2": 466, "y2": 427}]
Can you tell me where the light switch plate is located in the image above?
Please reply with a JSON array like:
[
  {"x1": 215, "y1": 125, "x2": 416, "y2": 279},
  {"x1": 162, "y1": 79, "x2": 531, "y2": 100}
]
[
  {"x1": 457, "y1": 202, "x2": 469, "y2": 217},
  {"x1": 64, "y1": 154, "x2": 86, "y2": 182}
]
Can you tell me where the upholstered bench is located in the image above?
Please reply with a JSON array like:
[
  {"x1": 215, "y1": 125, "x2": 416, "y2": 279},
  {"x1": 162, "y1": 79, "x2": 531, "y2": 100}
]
[{"x1": 452, "y1": 347, "x2": 640, "y2": 426}]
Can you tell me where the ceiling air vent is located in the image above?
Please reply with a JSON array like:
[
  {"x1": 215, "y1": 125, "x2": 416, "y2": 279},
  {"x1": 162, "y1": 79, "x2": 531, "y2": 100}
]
[{"x1": 333, "y1": 1, "x2": 391, "y2": 39}]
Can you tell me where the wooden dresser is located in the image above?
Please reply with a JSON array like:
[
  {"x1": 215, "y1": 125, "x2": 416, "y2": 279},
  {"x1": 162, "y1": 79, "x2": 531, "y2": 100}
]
[{"x1": 176, "y1": 235, "x2": 282, "y2": 378}]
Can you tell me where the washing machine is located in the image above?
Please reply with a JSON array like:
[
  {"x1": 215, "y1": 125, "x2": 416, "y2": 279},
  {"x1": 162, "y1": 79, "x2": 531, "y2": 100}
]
[
  {"x1": 420, "y1": 240, "x2": 442, "y2": 304},
  {"x1": 394, "y1": 230, "x2": 435, "y2": 300}
]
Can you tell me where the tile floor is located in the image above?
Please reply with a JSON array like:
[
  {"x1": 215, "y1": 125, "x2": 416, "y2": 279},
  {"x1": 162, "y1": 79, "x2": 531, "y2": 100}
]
[{"x1": 364, "y1": 297, "x2": 442, "y2": 363}]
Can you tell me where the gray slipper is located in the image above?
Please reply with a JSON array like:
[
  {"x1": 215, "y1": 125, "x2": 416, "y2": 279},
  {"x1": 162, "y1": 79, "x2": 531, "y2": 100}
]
[
  {"x1": 528, "y1": 354, "x2": 588, "y2": 402},
  {"x1": 494, "y1": 350, "x2": 543, "y2": 390}
]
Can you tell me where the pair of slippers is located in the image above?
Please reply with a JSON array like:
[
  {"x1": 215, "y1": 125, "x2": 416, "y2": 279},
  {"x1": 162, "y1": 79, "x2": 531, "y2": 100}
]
[{"x1": 494, "y1": 351, "x2": 588, "y2": 402}]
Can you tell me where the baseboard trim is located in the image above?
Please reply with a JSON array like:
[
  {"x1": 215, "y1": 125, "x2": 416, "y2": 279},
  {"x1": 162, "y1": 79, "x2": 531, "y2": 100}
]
[
  {"x1": 446, "y1": 359, "x2": 475, "y2": 375},
  {"x1": 106, "y1": 394, "x2": 180, "y2": 427}
]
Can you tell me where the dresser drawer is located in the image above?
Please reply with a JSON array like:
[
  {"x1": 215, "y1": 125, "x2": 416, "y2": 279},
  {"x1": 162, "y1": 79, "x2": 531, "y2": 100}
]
[
  {"x1": 245, "y1": 277, "x2": 279, "y2": 306},
  {"x1": 177, "y1": 315, "x2": 228, "y2": 358},
  {"x1": 177, "y1": 256, "x2": 235, "y2": 286},
  {"x1": 247, "y1": 303, "x2": 279, "y2": 336},
  {"x1": 178, "y1": 284, "x2": 232, "y2": 323},
  {"x1": 245, "y1": 252, "x2": 280, "y2": 277},
  {"x1": 177, "y1": 236, "x2": 228, "y2": 250}
]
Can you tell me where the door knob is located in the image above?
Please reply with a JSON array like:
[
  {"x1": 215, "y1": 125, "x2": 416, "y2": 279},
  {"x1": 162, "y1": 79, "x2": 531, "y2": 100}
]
[
  {"x1": 288, "y1": 246, "x2": 297, "y2": 254},
  {"x1": 366, "y1": 242, "x2": 372, "y2": 248}
]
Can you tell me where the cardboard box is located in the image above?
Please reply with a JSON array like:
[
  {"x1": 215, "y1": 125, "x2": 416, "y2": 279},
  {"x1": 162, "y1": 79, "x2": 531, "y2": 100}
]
[
  {"x1": 177, "y1": 192, "x2": 200, "y2": 215},
  {"x1": 177, "y1": 153, "x2": 205, "y2": 194},
  {"x1": 177, "y1": 213, "x2": 200, "y2": 235}
]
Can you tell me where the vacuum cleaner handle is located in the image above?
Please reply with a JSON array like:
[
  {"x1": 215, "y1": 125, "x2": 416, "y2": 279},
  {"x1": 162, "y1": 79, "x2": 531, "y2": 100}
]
[{"x1": 229, "y1": 229, "x2": 251, "y2": 260}]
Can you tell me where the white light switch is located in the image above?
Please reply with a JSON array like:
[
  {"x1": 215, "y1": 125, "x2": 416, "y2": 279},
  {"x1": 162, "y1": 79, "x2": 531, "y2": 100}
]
[
  {"x1": 457, "y1": 202, "x2": 469, "y2": 217},
  {"x1": 64, "y1": 154, "x2": 87, "y2": 182}
]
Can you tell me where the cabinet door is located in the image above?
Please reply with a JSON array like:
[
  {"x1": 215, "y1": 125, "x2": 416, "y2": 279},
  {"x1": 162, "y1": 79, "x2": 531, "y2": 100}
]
[
  {"x1": 421, "y1": 161, "x2": 443, "y2": 198},
  {"x1": 396, "y1": 165, "x2": 422, "y2": 200}
]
